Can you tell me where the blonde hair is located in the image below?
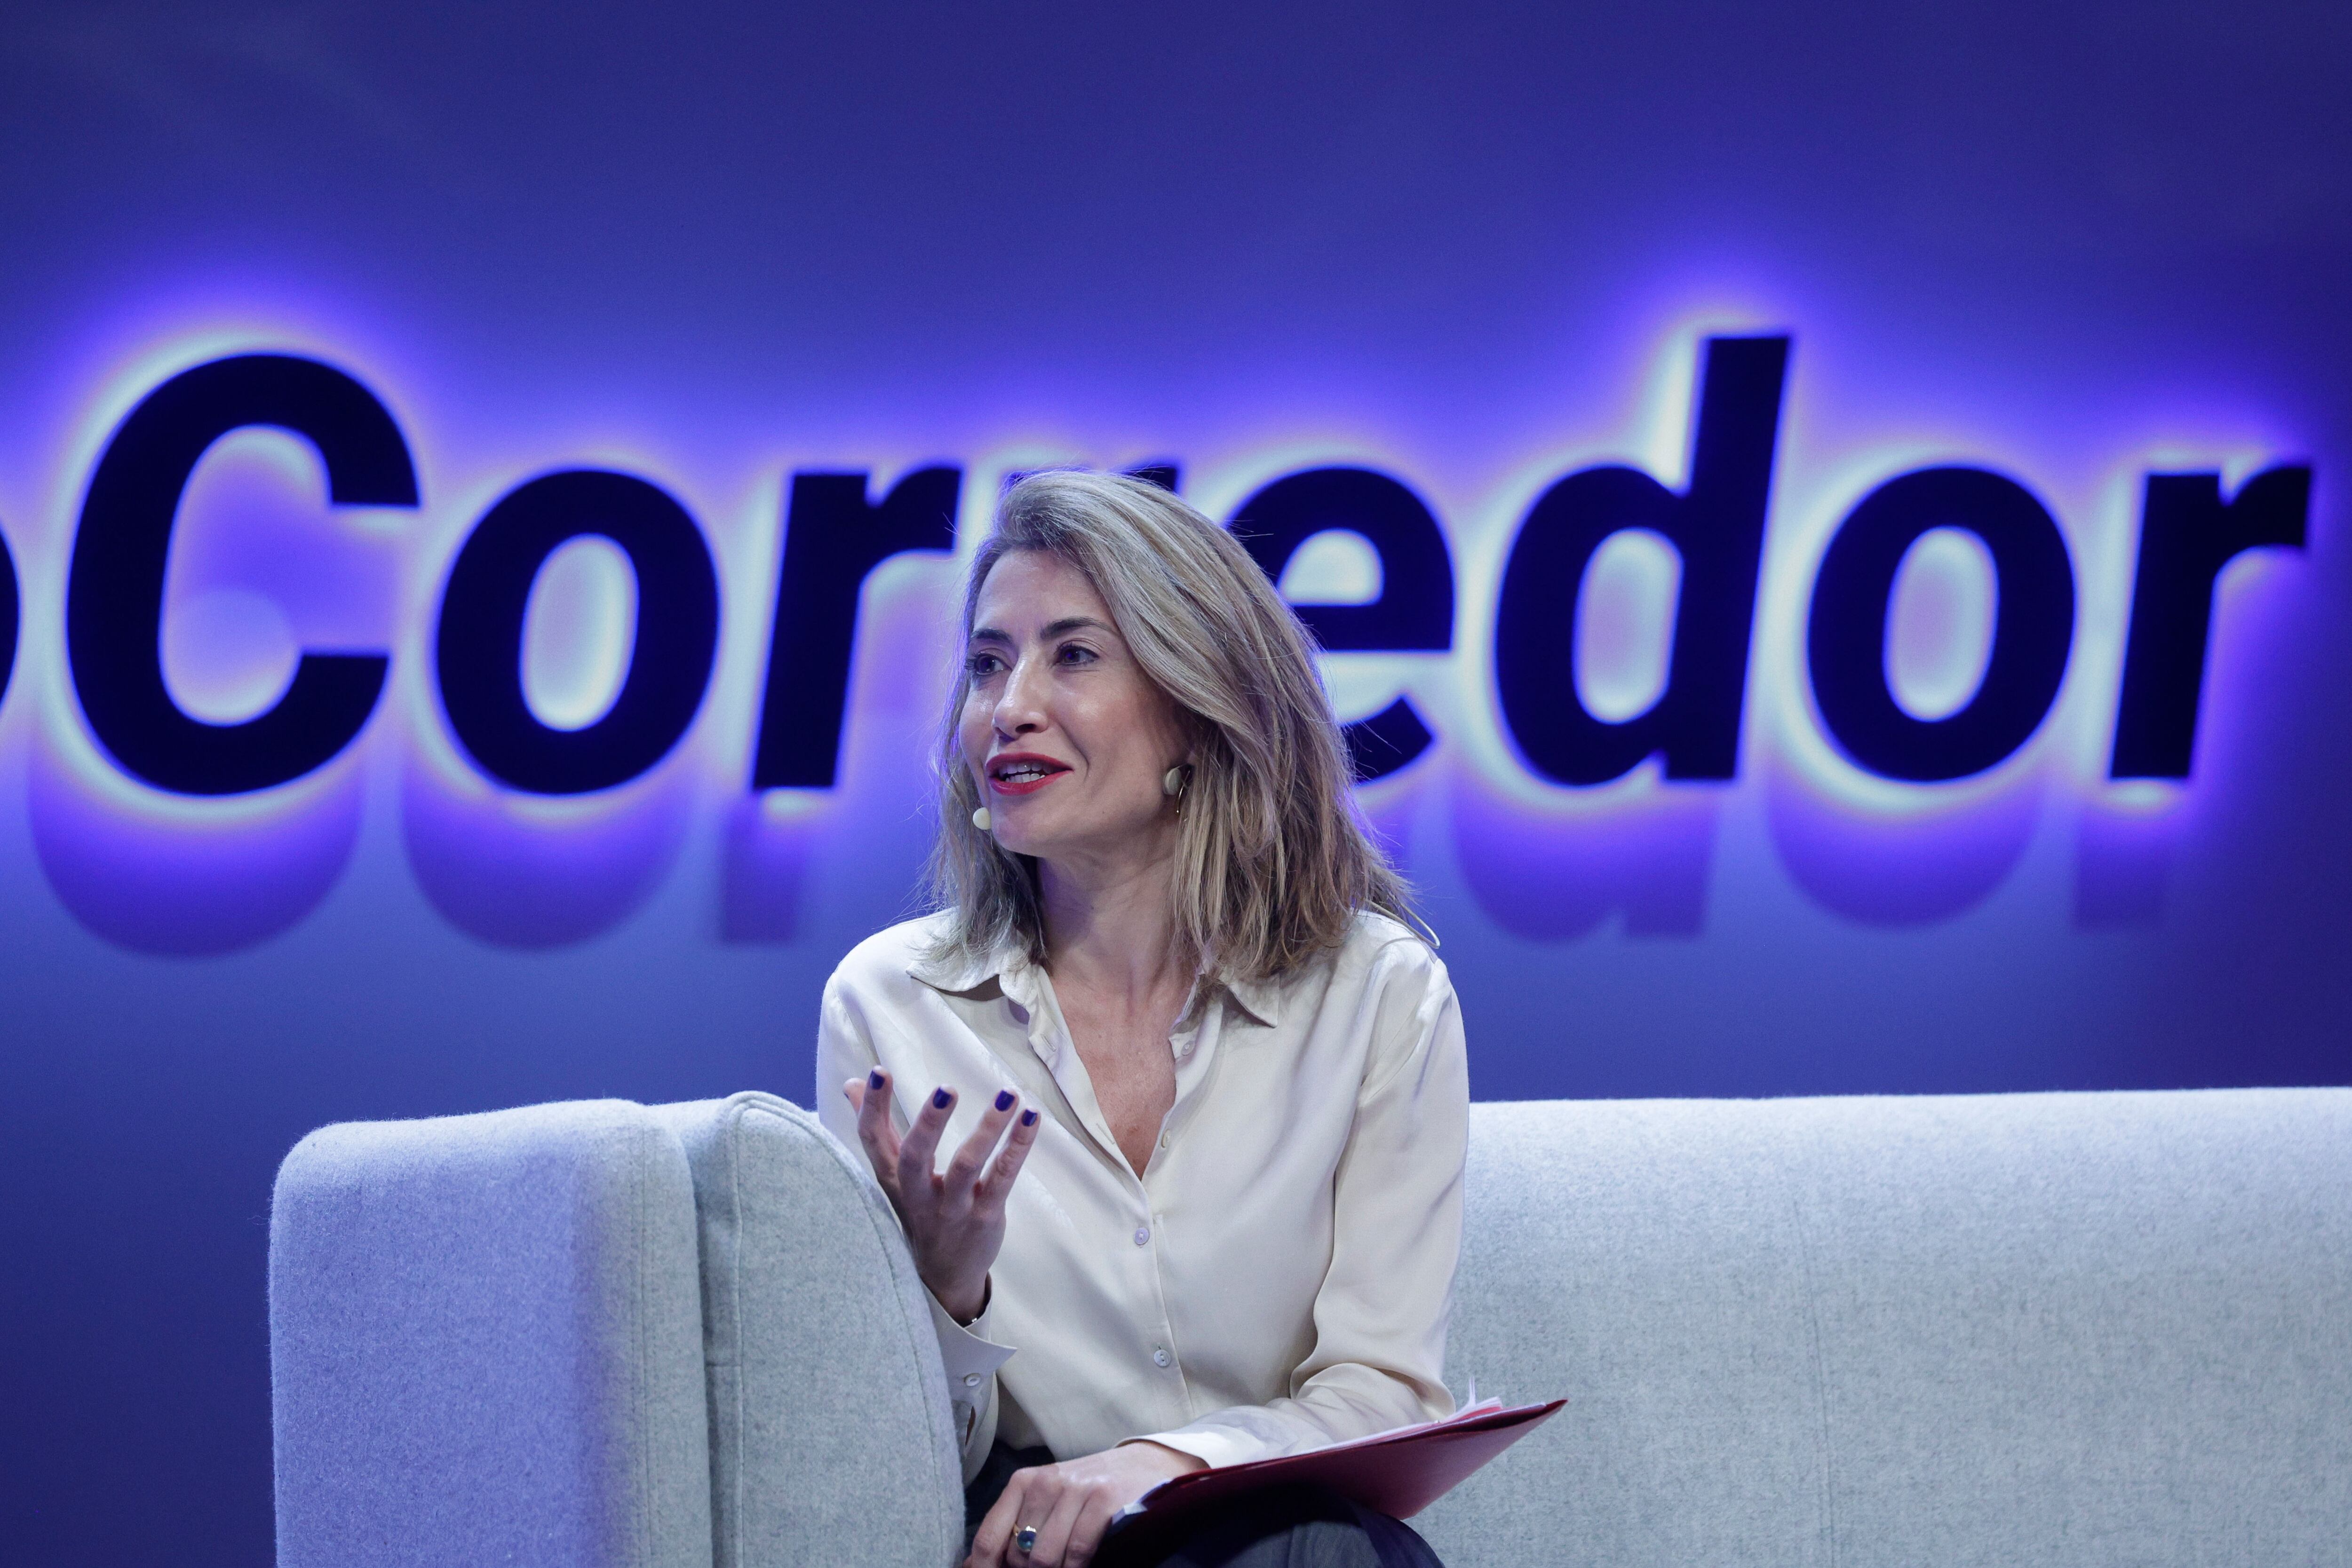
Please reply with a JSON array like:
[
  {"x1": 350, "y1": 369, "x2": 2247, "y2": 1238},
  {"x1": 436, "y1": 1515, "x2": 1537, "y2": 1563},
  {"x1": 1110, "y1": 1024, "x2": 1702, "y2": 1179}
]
[{"x1": 928, "y1": 470, "x2": 1415, "y2": 982}]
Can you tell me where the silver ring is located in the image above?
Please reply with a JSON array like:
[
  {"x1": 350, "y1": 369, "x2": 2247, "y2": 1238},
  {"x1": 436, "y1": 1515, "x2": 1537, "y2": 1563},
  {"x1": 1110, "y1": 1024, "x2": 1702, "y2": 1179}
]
[{"x1": 1014, "y1": 1524, "x2": 1040, "y2": 1554}]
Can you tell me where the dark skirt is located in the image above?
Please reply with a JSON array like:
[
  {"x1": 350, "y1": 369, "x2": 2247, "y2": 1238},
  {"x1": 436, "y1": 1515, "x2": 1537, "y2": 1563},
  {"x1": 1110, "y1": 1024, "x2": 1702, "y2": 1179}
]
[{"x1": 966, "y1": 1442, "x2": 1446, "y2": 1568}]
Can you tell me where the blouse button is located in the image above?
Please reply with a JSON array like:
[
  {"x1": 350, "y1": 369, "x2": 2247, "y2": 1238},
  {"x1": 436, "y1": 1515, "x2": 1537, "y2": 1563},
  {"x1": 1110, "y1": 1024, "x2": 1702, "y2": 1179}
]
[
  {"x1": 963, "y1": 1373, "x2": 982, "y2": 1387},
  {"x1": 1133, "y1": 1226, "x2": 1150, "y2": 1246},
  {"x1": 1153, "y1": 1347, "x2": 1171, "y2": 1368}
]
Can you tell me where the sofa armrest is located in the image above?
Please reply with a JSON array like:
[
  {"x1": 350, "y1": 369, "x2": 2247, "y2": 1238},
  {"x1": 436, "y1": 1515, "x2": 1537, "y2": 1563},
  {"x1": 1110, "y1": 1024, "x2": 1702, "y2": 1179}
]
[
  {"x1": 655, "y1": 1093, "x2": 965, "y2": 1568},
  {"x1": 270, "y1": 1099, "x2": 712, "y2": 1568}
]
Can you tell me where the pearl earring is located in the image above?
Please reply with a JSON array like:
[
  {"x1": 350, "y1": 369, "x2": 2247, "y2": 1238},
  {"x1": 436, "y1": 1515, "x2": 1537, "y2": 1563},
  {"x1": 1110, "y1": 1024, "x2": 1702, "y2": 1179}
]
[
  {"x1": 1162, "y1": 767, "x2": 1184, "y2": 797},
  {"x1": 971, "y1": 806, "x2": 992, "y2": 831}
]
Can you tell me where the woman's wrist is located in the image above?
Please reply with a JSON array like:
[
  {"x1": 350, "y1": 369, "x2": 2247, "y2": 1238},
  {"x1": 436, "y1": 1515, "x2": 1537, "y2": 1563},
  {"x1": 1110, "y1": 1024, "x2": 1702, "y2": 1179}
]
[
  {"x1": 940, "y1": 1273, "x2": 990, "y2": 1326},
  {"x1": 1118, "y1": 1439, "x2": 1207, "y2": 1477}
]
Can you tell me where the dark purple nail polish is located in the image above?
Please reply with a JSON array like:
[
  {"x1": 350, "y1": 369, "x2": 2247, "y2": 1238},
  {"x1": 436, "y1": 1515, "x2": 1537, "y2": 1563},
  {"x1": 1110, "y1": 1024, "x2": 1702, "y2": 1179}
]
[
  {"x1": 994, "y1": 1090, "x2": 1016, "y2": 1112},
  {"x1": 868, "y1": 1069, "x2": 885, "y2": 1091},
  {"x1": 1020, "y1": 1108, "x2": 1039, "y2": 1127},
  {"x1": 932, "y1": 1086, "x2": 953, "y2": 1109}
]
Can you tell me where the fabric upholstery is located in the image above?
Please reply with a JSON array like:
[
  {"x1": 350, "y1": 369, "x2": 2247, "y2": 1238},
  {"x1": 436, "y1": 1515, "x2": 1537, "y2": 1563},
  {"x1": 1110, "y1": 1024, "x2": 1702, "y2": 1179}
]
[
  {"x1": 270, "y1": 1098, "x2": 710, "y2": 1568},
  {"x1": 655, "y1": 1092, "x2": 964, "y2": 1568},
  {"x1": 1417, "y1": 1090, "x2": 2352, "y2": 1568},
  {"x1": 269, "y1": 1086, "x2": 2352, "y2": 1568}
]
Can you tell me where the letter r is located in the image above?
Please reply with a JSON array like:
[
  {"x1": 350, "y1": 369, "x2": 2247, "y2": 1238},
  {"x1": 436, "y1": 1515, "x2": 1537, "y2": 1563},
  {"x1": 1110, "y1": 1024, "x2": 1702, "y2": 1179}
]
[
  {"x1": 2110, "y1": 465, "x2": 2311, "y2": 778},
  {"x1": 749, "y1": 467, "x2": 962, "y2": 789}
]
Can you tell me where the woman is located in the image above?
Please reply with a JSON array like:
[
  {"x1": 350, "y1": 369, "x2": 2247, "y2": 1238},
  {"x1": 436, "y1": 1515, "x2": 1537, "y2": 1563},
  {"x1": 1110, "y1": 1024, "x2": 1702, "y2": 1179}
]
[{"x1": 816, "y1": 472, "x2": 1466, "y2": 1568}]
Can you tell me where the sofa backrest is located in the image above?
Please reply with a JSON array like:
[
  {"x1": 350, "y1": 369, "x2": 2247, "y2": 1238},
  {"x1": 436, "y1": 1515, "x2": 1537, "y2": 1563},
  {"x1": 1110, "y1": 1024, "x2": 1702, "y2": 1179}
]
[{"x1": 1418, "y1": 1090, "x2": 2352, "y2": 1568}]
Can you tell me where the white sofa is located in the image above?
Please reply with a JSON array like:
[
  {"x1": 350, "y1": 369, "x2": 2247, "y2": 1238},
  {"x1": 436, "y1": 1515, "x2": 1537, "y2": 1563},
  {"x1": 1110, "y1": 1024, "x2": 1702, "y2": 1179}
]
[{"x1": 269, "y1": 1089, "x2": 2352, "y2": 1567}]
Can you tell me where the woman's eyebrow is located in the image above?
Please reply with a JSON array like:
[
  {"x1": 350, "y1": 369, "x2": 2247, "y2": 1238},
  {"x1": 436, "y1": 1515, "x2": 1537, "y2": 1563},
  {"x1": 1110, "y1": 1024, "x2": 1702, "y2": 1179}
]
[
  {"x1": 969, "y1": 616, "x2": 1113, "y2": 647},
  {"x1": 1041, "y1": 616, "x2": 1112, "y2": 639}
]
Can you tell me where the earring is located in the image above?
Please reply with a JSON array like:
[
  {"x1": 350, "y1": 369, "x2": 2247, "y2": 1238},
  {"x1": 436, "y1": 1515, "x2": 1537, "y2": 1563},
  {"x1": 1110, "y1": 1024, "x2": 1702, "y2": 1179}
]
[
  {"x1": 1162, "y1": 767, "x2": 1185, "y2": 797},
  {"x1": 971, "y1": 806, "x2": 992, "y2": 831}
]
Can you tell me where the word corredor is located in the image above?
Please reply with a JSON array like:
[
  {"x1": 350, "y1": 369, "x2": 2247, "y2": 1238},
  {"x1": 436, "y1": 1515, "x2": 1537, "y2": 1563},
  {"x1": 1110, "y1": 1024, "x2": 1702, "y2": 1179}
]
[{"x1": 0, "y1": 338, "x2": 2307, "y2": 798}]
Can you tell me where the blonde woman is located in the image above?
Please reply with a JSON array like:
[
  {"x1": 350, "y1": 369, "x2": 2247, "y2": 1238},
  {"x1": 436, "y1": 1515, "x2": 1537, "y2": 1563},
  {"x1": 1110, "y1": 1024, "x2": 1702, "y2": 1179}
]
[{"x1": 818, "y1": 472, "x2": 1466, "y2": 1568}]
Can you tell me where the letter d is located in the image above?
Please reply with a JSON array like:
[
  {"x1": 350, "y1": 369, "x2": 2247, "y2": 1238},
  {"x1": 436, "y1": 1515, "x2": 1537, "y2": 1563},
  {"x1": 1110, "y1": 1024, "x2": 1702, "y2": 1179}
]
[{"x1": 1495, "y1": 335, "x2": 1789, "y2": 785}]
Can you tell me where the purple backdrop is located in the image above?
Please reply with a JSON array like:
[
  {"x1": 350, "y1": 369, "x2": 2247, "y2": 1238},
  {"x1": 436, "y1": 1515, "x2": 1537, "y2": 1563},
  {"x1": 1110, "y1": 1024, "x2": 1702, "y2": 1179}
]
[{"x1": 0, "y1": 2, "x2": 2346, "y2": 1561}]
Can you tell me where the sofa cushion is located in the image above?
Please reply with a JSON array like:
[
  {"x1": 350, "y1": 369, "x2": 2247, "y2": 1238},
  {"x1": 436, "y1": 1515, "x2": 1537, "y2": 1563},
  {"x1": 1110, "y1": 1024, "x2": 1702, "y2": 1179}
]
[
  {"x1": 270, "y1": 1098, "x2": 710, "y2": 1568},
  {"x1": 1421, "y1": 1089, "x2": 2352, "y2": 1568},
  {"x1": 656, "y1": 1093, "x2": 963, "y2": 1568}
]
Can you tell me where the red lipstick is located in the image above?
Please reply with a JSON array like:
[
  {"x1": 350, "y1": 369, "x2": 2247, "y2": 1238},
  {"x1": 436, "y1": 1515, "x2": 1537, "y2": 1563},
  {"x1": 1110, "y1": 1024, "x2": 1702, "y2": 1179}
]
[{"x1": 987, "y1": 752, "x2": 1072, "y2": 796}]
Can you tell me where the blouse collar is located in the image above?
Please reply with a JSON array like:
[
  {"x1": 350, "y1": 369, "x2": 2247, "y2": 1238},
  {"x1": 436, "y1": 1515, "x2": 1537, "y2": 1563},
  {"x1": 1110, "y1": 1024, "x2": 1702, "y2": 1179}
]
[{"x1": 906, "y1": 932, "x2": 1282, "y2": 1030}]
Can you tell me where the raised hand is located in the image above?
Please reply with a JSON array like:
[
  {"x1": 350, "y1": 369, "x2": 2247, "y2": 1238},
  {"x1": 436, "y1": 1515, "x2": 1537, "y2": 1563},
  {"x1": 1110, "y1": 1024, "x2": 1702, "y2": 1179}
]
[{"x1": 845, "y1": 1068, "x2": 1040, "y2": 1322}]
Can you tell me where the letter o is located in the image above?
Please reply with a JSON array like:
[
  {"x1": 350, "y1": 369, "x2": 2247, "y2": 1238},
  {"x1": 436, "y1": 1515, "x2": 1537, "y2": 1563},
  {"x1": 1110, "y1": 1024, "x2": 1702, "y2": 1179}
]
[
  {"x1": 1806, "y1": 466, "x2": 2075, "y2": 782},
  {"x1": 437, "y1": 470, "x2": 719, "y2": 794}
]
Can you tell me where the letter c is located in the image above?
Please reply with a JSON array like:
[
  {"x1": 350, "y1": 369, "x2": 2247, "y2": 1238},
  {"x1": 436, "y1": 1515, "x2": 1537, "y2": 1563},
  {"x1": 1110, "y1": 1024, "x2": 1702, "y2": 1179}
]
[{"x1": 66, "y1": 355, "x2": 418, "y2": 795}]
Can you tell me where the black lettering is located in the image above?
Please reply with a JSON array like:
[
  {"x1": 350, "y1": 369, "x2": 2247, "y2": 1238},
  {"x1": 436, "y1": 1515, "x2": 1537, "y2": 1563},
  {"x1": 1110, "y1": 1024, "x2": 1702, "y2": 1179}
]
[
  {"x1": 1229, "y1": 467, "x2": 1453, "y2": 779},
  {"x1": 2109, "y1": 466, "x2": 2310, "y2": 778},
  {"x1": 65, "y1": 354, "x2": 417, "y2": 794},
  {"x1": 0, "y1": 523, "x2": 16, "y2": 709},
  {"x1": 436, "y1": 469, "x2": 718, "y2": 794},
  {"x1": 1807, "y1": 466, "x2": 2074, "y2": 782},
  {"x1": 749, "y1": 467, "x2": 961, "y2": 789},
  {"x1": 1494, "y1": 335, "x2": 1788, "y2": 784}
]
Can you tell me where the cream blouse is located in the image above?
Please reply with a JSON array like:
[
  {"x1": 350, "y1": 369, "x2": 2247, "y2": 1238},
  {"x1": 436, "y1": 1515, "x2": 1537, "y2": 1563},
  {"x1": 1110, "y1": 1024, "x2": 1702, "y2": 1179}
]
[{"x1": 814, "y1": 910, "x2": 1467, "y2": 1481}]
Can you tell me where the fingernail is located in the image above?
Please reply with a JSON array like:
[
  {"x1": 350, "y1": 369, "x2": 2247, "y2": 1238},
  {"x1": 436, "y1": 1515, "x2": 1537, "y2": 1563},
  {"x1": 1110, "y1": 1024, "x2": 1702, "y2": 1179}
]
[
  {"x1": 1020, "y1": 1108, "x2": 1039, "y2": 1127},
  {"x1": 932, "y1": 1086, "x2": 953, "y2": 1109},
  {"x1": 868, "y1": 1069, "x2": 885, "y2": 1091},
  {"x1": 994, "y1": 1090, "x2": 1015, "y2": 1112}
]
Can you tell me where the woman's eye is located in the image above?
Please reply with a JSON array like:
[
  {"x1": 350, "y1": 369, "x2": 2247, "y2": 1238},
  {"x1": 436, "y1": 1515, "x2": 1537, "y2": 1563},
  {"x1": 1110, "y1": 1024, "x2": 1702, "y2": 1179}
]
[
  {"x1": 965, "y1": 652, "x2": 1005, "y2": 677},
  {"x1": 1056, "y1": 643, "x2": 1097, "y2": 665}
]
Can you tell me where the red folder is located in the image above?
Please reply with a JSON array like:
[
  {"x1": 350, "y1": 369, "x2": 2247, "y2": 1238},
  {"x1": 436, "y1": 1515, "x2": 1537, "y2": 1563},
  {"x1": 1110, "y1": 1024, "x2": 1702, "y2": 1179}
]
[{"x1": 1106, "y1": 1397, "x2": 1565, "y2": 1550}]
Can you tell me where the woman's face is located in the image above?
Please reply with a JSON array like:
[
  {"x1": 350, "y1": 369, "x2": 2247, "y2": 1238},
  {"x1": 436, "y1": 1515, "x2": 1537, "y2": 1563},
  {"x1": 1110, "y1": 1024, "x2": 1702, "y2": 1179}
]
[{"x1": 960, "y1": 550, "x2": 1191, "y2": 867}]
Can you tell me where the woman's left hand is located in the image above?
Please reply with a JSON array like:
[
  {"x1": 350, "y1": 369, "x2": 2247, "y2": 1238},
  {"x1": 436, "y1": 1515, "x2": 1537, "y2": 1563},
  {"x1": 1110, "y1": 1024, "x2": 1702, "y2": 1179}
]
[{"x1": 966, "y1": 1441, "x2": 1205, "y2": 1568}]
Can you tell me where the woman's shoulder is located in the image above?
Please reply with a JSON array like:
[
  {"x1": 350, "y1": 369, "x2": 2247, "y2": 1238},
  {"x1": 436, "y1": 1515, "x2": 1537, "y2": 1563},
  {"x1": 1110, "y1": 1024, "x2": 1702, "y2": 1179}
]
[
  {"x1": 1250, "y1": 910, "x2": 1451, "y2": 1025},
  {"x1": 1336, "y1": 908, "x2": 1449, "y2": 988},
  {"x1": 1275, "y1": 911, "x2": 1460, "y2": 1072}
]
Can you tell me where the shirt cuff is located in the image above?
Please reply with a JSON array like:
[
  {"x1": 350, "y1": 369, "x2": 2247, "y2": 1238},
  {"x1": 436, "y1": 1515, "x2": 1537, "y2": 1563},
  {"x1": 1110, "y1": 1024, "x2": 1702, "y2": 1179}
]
[
  {"x1": 1123, "y1": 1423, "x2": 1277, "y2": 1472},
  {"x1": 927, "y1": 1288, "x2": 1016, "y2": 1481},
  {"x1": 929, "y1": 1287, "x2": 1017, "y2": 1384}
]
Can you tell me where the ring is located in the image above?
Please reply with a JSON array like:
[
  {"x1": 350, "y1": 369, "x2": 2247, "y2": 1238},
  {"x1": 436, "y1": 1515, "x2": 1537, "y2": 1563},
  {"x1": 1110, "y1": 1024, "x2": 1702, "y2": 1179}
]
[{"x1": 1014, "y1": 1525, "x2": 1040, "y2": 1554}]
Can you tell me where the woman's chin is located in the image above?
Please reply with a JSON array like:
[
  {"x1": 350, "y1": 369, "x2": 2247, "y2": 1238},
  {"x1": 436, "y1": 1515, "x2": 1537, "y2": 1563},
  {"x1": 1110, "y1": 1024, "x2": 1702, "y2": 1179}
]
[
  {"x1": 999, "y1": 816, "x2": 1175, "y2": 872},
  {"x1": 986, "y1": 813, "x2": 1056, "y2": 858},
  {"x1": 995, "y1": 828, "x2": 1097, "y2": 864}
]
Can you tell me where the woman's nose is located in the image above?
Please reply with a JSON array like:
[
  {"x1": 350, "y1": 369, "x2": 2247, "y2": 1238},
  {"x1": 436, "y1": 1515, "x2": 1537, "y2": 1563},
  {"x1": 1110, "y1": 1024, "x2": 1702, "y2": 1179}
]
[{"x1": 993, "y1": 654, "x2": 1049, "y2": 734}]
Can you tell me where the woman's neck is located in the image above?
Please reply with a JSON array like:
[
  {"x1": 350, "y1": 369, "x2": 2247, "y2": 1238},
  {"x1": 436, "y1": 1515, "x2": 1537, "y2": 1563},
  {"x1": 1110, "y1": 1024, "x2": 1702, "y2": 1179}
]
[{"x1": 1037, "y1": 830, "x2": 1187, "y2": 1003}]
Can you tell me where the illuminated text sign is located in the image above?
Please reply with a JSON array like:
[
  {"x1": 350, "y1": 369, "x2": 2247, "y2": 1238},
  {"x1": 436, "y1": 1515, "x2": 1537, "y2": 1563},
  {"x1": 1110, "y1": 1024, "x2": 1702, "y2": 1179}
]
[{"x1": 0, "y1": 335, "x2": 2310, "y2": 803}]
